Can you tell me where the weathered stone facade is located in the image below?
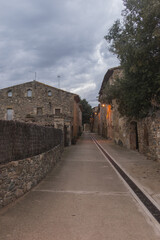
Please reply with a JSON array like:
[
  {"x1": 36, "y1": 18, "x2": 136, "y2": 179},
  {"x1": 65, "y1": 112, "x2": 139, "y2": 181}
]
[
  {"x1": 97, "y1": 67, "x2": 160, "y2": 162},
  {"x1": 91, "y1": 106, "x2": 100, "y2": 134},
  {"x1": 98, "y1": 67, "x2": 124, "y2": 140},
  {"x1": 0, "y1": 144, "x2": 62, "y2": 208},
  {"x1": 137, "y1": 113, "x2": 160, "y2": 161},
  {"x1": 0, "y1": 81, "x2": 82, "y2": 145}
]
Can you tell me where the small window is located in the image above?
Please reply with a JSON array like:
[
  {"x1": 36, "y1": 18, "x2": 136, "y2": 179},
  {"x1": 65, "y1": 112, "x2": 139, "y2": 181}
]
[
  {"x1": 27, "y1": 89, "x2": 32, "y2": 97},
  {"x1": 55, "y1": 108, "x2": 61, "y2": 115},
  {"x1": 7, "y1": 108, "x2": 13, "y2": 120},
  {"x1": 37, "y1": 107, "x2": 43, "y2": 115},
  {"x1": 48, "y1": 90, "x2": 52, "y2": 96},
  {"x1": 8, "y1": 90, "x2": 12, "y2": 97}
]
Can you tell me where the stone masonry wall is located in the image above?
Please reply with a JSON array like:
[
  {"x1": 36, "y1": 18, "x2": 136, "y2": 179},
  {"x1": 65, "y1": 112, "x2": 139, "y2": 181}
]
[
  {"x1": 0, "y1": 144, "x2": 62, "y2": 208},
  {"x1": 99, "y1": 67, "x2": 160, "y2": 161},
  {"x1": 138, "y1": 112, "x2": 160, "y2": 162},
  {"x1": 0, "y1": 120, "x2": 62, "y2": 164},
  {"x1": 0, "y1": 81, "x2": 74, "y2": 121}
]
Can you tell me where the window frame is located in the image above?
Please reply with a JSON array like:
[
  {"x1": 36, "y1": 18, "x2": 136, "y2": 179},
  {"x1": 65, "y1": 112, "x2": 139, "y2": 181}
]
[
  {"x1": 7, "y1": 90, "x2": 12, "y2": 97},
  {"x1": 27, "y1": 89, "x2": 32, "y2": 97},
  {"x1": 54, "y1": 108, "x2": 61, "y2": 115},
  {"x1": 48, "y1": 90, "x2": 52, "y2": 96},
  {"x1": 6, "y1": 108, "x2": 13, "y2": 120}
]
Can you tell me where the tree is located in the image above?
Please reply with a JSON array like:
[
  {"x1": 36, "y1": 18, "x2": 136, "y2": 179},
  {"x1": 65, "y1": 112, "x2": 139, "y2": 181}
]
[
  {"x1": 104, "y1": 0, "x2": 160, "y2": 119},
  {"x1": 80, "y1": 99, "x2": 92, "y2": 125}
]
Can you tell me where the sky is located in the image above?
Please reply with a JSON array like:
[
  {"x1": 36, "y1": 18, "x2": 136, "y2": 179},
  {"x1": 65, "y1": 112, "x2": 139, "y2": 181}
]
[{"x1": 0, "y1": 0, "x2": 124, "y2": 107}]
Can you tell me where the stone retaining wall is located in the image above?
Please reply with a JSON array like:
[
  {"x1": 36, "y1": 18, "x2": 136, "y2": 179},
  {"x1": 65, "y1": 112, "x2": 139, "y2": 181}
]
[
  {"x1": 0, "y1": 144, "x2": 63, "y2": 208},
  {"x1": 0, "y1": 120, "x2": 62, "y2": 164}
]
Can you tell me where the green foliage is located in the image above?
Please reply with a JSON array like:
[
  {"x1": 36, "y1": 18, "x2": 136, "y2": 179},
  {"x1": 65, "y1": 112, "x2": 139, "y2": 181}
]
[
  {"x1": 80, "y1": 99, "x2": 92, "y2": 124},
  {"x1": 104, "y1": 0, "x2": 160, "y2": 119}
]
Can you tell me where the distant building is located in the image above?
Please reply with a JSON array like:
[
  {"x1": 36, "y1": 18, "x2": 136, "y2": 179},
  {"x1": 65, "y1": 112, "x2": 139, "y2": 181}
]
[
  {"x1": 0, "y1": 80, "x2": 82, "y2": 146},
  {"x1": 91, "y1": 106, "x2": 100, "y2": 134},
  {"x1": 99, "y1": 67, "x2": 123, "y2": 140},
  {"x1": 96, "y1": 66, "x2": 160, "y2": 161}
]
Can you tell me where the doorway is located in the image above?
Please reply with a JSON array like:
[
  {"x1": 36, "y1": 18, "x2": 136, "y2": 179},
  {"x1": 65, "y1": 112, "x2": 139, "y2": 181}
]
[{"x1": 130, "y1": 121, "x2": 139, "y2": 150}]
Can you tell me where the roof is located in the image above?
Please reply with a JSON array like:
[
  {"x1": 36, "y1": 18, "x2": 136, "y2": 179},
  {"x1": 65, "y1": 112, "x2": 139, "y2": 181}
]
[
  {"x1": 35, "y1": 81, "x2": 77, "y2": 96},
  {"x1": 99, "y1": 66, "x2": 122, "y2": 95}
]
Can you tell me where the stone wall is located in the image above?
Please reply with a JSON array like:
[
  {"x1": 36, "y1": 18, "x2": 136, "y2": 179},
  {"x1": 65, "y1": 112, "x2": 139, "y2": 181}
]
[
  {"x1": 0, "y1": 80, "x2": 82, "y2": 145},
  {"x1": 0, "y1": 81, "x2": 74, "y2": 120},
  {"x1": 112, "y1": 100, "x2": 130, "y2": 148},
  {"x1": 91, "y1": 107, "x2": 99, "y2": 134},
  {"x1": 0, "y1": 144, "x2": 62, "y2": 208},
  {"x1": 98, "y1": 66, "x2": 160, "y2": 162},
  {"x1": 138, "y1": 112, "x2": 160, "y2": 161},
  {"x1": 0, "y1": 120, "x2": 62, "y2": 164},
  {"x1": 0, "y1": 120, "x2": 63, "y2": 208}
]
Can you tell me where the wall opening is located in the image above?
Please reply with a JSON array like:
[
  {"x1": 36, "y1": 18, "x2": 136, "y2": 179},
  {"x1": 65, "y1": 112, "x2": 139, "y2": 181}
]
[
  {"x1": 48, "y1": 90, "x2": 52, "y2": 96},
  {"x1": 55, "y1": 108, "x2": 61, "y2": 115},
  {"x1": 130, "y1": 121, "x2": 139, "y2": 150},
  {"x1": 7, "y1": 108, "x2": 13, "y2": 120},
  {"x1": 27, "y1": 89, "x2": 32, "y2": 97},
  {"x1": 8, "y1": 90, "x2": 12, "y2": 97}
]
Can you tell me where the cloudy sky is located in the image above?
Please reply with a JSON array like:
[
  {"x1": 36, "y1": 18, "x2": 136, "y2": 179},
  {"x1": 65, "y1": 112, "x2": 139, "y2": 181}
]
[{"x1": 0, "y1": 0, "x2": 123, "y2": 106}]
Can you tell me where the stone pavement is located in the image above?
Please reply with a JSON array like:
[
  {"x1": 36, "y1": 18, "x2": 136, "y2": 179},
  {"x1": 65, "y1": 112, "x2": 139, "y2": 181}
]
[
  {"x1": 93, "y1": 133, "x2": 160, "y2": 206},
  {"x1": 0, "y1": 132, "x2": 160, "y2": 240}
]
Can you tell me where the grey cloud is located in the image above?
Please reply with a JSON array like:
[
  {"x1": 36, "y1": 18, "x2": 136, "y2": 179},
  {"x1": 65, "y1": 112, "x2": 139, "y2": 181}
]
[{"x1": 0, "y1": 0, "x2": 123, "y2": 106}]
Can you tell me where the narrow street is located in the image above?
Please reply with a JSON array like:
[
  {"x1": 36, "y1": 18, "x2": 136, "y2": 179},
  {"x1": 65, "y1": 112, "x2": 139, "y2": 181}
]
[{"x1": 0, "y1": 133, "x2": 160, "y2": 240}]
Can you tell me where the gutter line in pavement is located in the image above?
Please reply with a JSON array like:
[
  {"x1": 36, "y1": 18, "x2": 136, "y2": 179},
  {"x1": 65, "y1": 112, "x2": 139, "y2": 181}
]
[{"x1": 91, "y1": 136, "x2": 160, "y2": 225}]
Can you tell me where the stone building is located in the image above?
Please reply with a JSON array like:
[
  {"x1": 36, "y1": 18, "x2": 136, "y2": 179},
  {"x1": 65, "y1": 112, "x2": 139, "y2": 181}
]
[
  {"x1": 97, "y1": 67, "x2": 160, "y2": 162},
  {"x1": 0, "y1": 80, "x2": 82, "y2": 146},
  {"x1": 98, "y1": 67, "x2": 124, "y2": 140},
  {"x1": 91, "y1": 106, "x2": 100, "y2": 134}
]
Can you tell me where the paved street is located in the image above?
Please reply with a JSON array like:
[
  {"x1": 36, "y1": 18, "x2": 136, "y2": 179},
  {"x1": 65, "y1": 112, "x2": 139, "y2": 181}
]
[{"x1": 0, "y1": 133, "x2": 160, "y2": 240}]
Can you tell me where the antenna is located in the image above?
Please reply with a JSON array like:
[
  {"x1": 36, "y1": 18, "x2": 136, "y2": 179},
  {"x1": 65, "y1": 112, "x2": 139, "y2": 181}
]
[{"x1": 29, "y1": 71, "x2": 37, "y2": 81}]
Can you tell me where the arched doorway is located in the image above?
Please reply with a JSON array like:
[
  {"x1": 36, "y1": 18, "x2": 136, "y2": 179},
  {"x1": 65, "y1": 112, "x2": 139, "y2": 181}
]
[{"x1": 130, "y1": 121, "x2": 139, "y2": 150}]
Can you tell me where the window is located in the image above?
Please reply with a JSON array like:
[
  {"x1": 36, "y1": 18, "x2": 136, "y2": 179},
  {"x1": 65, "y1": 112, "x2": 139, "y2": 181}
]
[
  {"x1": 7, "y1": 109, "x2": 13, "y2": 120},
  {"x1": 8, "y1": 90, "x2": 12, "y2": 97},
  {"x1": 37, "y1": 107, "x2": 43, "y2": 115},
  {"x1": 27, "y1": 89, "x2": 32, "y2": 97},
  {"x1": 48, "y1": 90, "x2": 52, "y2": 96},
  {"x1": 55, "y1": 108, "x2": 61, "y2": 115}
]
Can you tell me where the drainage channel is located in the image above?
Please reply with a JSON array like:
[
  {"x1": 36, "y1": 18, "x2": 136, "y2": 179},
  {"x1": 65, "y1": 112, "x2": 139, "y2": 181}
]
[{"x1": 91, "y1": 136, "x2": 160, "y2": 224}]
